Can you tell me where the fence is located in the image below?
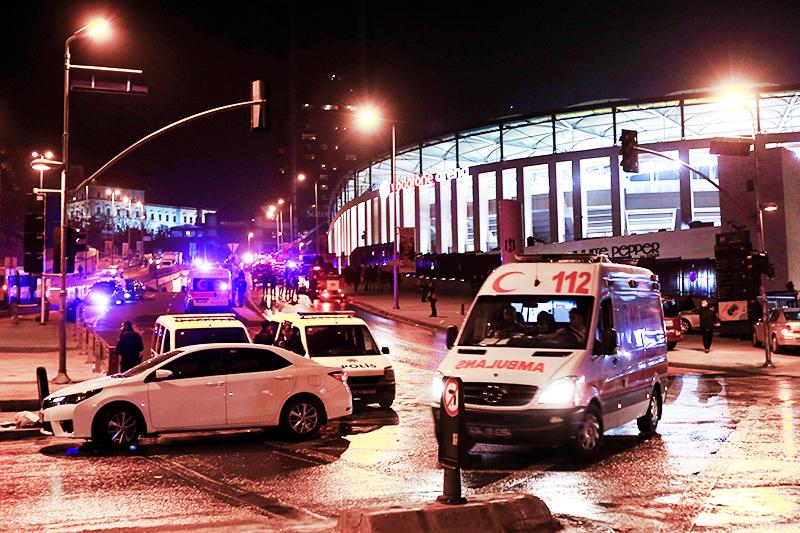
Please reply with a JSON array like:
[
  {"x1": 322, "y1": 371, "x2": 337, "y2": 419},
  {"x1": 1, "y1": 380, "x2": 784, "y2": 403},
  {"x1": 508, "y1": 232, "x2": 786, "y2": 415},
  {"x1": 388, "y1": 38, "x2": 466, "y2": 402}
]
[{"x1": 75, "y1": 304, "x2": 119, "y2": 375}]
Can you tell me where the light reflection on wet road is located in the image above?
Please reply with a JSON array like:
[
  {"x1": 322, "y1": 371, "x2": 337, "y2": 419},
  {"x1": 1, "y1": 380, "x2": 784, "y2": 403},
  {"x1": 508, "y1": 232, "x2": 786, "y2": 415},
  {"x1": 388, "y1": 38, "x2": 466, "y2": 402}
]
[{"x1": 2, "y1": 299, "x2": 799, "y2": 531}]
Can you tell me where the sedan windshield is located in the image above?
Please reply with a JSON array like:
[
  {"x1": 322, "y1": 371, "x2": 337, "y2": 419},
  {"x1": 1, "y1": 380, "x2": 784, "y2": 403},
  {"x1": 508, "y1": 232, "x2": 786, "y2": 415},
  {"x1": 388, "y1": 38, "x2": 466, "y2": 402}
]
[
  {"x1": 120, "y1": 350, "x2": 183, "y2": 377},
  {"x1": 784, "y1": 311, "x2": 800, "y2": 321},
  {"x1": 305, "y1": 325, "x2": 380, "y2": 357},
  {"x1": 460, "y1": 295, "x2": 594, "y2": 350},
  {"x1": 175, "y1": 327, "x2": 249, "y2": 348}
]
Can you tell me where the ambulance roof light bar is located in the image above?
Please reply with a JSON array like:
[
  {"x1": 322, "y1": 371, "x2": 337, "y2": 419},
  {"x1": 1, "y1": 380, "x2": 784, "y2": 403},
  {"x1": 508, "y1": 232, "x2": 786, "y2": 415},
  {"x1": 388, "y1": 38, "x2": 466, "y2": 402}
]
[
  {"x1": 514, "y1": 253, "x2": 611, "y2": 264},
  {"x1": 171, "y1": 314, "x2": 238, "y2": 322},
  {"x1": 296, "y1": 311, "x2": 356, "y2": 318}
]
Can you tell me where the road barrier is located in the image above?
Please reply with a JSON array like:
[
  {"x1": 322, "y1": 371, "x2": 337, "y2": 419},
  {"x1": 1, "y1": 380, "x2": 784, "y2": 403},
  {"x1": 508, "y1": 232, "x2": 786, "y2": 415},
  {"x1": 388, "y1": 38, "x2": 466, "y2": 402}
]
[{"x1": 75, "y1": 313, "x2": 116, "y2": 376}]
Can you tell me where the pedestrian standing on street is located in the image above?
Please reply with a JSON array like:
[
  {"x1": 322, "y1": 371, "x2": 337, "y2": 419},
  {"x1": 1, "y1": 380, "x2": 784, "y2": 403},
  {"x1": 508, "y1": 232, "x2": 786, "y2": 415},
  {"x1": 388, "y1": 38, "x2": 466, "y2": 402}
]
[
  {"x1": 698, "y1": 299, "x2": 719, "y2": 353},
  {"x1": 117, "y1": 320, "x2": 144, "y2": 372},
  {"x1": 420, "y1": 277, "x2": 429, "y2": 302},
  {"x1": 236, "y1": 271, "x2": 248, "y2": 307},
  {"x1": 428, "y1": 283, "x2": 438, "y2": 317}
]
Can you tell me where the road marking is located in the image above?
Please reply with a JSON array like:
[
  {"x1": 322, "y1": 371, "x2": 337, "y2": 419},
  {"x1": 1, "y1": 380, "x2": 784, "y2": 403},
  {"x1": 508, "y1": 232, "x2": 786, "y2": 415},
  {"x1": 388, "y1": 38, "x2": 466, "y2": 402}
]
[{"x1": 146, "y1": 455, "x2": 329, "y2": 521}]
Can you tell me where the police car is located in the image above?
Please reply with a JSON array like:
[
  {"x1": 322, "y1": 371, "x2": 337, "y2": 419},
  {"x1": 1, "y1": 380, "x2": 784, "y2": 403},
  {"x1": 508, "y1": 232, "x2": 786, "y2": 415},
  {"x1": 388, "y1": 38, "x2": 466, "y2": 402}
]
[{"x1": 264, "y1": 311, "x2": 395, "y2": 408}]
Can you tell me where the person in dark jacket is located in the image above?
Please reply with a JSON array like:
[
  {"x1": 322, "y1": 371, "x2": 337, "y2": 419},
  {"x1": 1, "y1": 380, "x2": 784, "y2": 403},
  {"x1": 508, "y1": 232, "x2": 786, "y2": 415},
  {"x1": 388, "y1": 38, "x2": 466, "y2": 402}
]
[
  {"x1": 253, "y1": 320, "x2": 277, "y2": 345},
  {"x1": 428, "y1": 283, "x2": 438, "y2": 317},
  {"x1": 698, "y1": 299, "x2": 719, "y2": 353},
  {"x1": 117, "y1": 321, "x2": 144, "y2": 372}
]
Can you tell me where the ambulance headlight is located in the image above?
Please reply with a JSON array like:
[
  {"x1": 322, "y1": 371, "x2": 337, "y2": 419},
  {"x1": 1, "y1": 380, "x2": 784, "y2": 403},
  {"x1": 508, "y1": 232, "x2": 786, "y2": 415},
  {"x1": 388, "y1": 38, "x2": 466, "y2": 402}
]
[
  {"x1": 431, "y1": 371, "x2": 445, "y2": 402},
  {"x1": 537, "y1": 376, "x2": 585, "y2": 406}
]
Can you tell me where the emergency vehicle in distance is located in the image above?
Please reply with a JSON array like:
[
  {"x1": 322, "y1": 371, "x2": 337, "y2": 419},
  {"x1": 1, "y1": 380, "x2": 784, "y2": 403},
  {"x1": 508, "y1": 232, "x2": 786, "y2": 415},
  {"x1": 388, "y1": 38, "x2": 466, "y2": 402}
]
[
  {"x1": 184, "y1": 263, "x2": 233, "y2": 312},
  {"x1": 433, "y1": 254, "x2": 669, "y2": 460}
]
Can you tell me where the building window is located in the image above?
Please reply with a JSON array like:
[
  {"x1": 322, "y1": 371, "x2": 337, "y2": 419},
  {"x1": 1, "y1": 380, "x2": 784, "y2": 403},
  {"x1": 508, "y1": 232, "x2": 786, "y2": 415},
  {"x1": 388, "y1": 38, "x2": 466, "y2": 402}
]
[
  {"x1": 150, "y1": 214, "x2": 154, "y2": 220},
  {"x1": 135, "y1": 211, "x2": 139, "y2": 218},
  {"x1": 622, "y1": 151, "x2": 681, "y2": 235},
  {"x1": 689, "y1": 149, "x2": 721, "y2": 227},
  {"x1": 117, "y1": 209, "x2": 121, "y2": 216},
  {"x1": 301, "y1": 133, "x2": 317, "y2": 140},
  {"x1": 523, "y1": 165, "x2": 551, "y2": 244},
  {"x1": 580, "y1": 157, "x2": 613, "y2": 238},
  {"x1": 106, "y1": 208, "x2": 111, "y2": 216},
  {"x1": 478, "y1": 172, "x2": 497, "y2": 251},
  {"x1": 126, "y1": 210, "x2": 130, "y2": 218},
  {"x1": 159, "y1": 214, "x2": 162, "y2": 221},
  {"x1": 96, "y1": 207, "x2": 101, "y2": 215},
  {"x1": 556, "y1": 161, "x2": 574, "y2": 242}
]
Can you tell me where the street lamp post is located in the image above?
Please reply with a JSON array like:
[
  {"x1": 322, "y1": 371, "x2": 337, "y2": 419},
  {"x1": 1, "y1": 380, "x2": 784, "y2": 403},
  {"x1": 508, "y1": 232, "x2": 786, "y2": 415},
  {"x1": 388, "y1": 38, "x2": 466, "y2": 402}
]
[
  {"x1": 32, "y1": 151, "x2": 56, "y2": 324},
  {"x1": 136, "y1": 201, "x2": 145, "y2": 257},
  {"x1": 105, "y1": 188, "x2": 120, "y2": 264},
  {"x1": 298, "y1": 173, "x2": 320, "y2": 255},
  {"x1": 56, "y1": 19, "x2": 111, "y2": 384},
  {"x1": 721, "y1": 89, "x2": 774, "y2": 368},
  {"x1": 355, "y1": 106, "x2": 399, "y2": 309}
]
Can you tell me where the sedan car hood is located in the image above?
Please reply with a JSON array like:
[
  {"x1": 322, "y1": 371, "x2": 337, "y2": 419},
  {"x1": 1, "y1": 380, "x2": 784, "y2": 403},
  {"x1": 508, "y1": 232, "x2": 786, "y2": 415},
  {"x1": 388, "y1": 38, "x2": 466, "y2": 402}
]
[{"x1": 43, "y1": 375, "x2": 124, "y2": 400}]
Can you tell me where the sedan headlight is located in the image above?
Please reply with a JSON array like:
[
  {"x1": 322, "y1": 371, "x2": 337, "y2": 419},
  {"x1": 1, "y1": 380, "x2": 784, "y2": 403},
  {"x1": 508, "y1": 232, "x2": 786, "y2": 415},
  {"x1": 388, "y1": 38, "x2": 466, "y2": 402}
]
[
  {"x1": 537, "y1": 376, "x2": 585, "y2": 406},
  {"x1": 43, "y1": 388, "x2": 103, "y2": 409},
  {"x1": 431, "y1": 371, "x2": 444, "y2": 403}
]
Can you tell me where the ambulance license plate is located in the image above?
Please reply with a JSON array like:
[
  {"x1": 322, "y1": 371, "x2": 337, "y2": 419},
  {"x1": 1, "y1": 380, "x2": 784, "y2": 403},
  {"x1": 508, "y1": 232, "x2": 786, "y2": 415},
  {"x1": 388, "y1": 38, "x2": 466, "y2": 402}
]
[
  {"x1": 354, "y1": 388, "x2": 376, "y2": 395},
  {"x1": 468, "y1": 425, "x2": 512, "y2": 438}
]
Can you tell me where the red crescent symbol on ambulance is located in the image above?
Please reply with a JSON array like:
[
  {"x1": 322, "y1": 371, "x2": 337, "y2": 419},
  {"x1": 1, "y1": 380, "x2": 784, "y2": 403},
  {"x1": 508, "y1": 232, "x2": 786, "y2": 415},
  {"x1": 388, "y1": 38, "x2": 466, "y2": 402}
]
[{"x1": 492, "y1": 271, "x2": 523, "y2": 293}]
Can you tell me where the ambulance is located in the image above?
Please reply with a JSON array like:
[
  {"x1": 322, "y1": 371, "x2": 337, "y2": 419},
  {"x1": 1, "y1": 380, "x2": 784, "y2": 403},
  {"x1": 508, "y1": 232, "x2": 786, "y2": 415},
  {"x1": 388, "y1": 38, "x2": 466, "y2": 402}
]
[
  {"x1": 184, "y1": 265, "x2": 233, "y2": 312},
  {"x1": 432, "y1": 254, "x2": 669, "y2": 459}
]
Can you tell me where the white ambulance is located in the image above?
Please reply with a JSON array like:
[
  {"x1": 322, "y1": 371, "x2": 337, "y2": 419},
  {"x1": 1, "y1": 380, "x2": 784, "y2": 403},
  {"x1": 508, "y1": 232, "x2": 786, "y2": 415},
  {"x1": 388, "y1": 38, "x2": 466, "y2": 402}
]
[
  {"x1": 262, "y1": 312, "x2": 396, "y2": 408},
  {"x1": 184, "y1": 265, "x2": 233, "y2": 312},
  {"x1": 432, "y1": 254, "x2": 669, "y2": 459}
]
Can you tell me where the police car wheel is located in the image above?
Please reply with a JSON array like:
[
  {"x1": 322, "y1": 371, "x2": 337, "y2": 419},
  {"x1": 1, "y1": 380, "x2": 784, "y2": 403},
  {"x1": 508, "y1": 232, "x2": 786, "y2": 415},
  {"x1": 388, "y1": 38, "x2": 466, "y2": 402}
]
[
  {"x1": 378, "y1": 395, "x2": 394, "y2": 409},
  {"x1": 667, "y1": 342, "x2": 677, "y2": 351},
  {"x1": 637, "y1": 388, "x2": 660, "y2": 435},
  {"x1": 572, "y1": 404, "x2": 603, "y2": 460}
]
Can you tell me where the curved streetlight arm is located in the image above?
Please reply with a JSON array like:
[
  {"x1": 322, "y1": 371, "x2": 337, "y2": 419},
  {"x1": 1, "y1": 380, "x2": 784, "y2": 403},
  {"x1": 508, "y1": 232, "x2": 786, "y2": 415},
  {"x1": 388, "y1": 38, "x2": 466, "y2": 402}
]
[
  {"x1": 70, "y1": 99, "x2": 266, "y2": 194},
  {"x1": 635, "y1": 145, "x2": 750, "y2": 216}
]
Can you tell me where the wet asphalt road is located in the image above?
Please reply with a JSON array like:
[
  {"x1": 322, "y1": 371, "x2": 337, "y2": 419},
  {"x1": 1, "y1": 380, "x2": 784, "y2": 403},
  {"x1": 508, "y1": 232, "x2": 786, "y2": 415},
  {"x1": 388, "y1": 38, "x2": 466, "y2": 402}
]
[{"x1": 3, "y1": 294, "x2": 800, "y2": 531}]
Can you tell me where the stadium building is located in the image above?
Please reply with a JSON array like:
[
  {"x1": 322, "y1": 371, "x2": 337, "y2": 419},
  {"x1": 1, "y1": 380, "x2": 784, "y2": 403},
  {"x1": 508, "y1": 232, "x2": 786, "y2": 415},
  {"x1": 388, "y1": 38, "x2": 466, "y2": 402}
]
[{"x1": 327, "y1": 85, "x2": 800, "y2": 296}]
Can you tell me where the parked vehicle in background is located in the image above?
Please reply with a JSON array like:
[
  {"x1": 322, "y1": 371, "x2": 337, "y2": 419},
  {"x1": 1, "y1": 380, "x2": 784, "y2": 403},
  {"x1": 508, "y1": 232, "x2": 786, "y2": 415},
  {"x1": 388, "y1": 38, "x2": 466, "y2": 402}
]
[
  {"x1": 662, "y1": 297, "x2": 684, "y2": 350},
  {"x1": 41, "y1": 343, "x2": 353, "y2": 448},
  {"x1": 87, "y1": 280, "x2": 126, "y2": 306},
  {"x1": 752, "y1": 307, "x2": 800, "y2": 353},
  {"x1": 157, "y1": 251, "x2": 183, "y2": 270},
  {"x1": 124, "y1": 279, "x2": 146, "y2": 301}
]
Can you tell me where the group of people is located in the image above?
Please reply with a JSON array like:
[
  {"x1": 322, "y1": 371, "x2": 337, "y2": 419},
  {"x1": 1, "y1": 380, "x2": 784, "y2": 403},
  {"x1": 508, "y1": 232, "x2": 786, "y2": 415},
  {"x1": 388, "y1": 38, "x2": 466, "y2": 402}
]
[
  {"x1": 488, "y1": 305, "x2": 587, "y2": 346},
  {"x1": 343, "y1": 265, "x2": 388, "y2": 292},
  {"x1": 252, "y1": 319, "x2": 304, "y2": 355}
]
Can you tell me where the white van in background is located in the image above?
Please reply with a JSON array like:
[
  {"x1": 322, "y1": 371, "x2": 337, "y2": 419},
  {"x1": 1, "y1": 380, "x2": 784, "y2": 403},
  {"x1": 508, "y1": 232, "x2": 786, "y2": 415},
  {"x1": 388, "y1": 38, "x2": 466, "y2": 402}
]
[
  {"x1": 185, "y1": 265, "x2": 233, "y2": 312},
  {"x1": 433, "y1": 254, "x2": 669, "y2": 459}
]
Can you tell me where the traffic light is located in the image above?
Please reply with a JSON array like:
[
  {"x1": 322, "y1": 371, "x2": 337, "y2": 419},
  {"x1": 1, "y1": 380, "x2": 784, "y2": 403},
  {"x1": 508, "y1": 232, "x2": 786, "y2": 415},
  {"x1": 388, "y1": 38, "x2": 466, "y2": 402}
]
[
  {"x1": 745, "y1": 251, "x2": 775, "y2": 280},
  {"x1": 23, "y1": 194, "x2": 45, "y2": 273},
  {"x1": 250, "y1": 79, "x2": 269, "y2": 132},
  {"x1": 53, "y1": 226, "x2": 79, "y2": 274},
  {"x1": 620, "y1": 129, "x2": 639, "y2": 173}
]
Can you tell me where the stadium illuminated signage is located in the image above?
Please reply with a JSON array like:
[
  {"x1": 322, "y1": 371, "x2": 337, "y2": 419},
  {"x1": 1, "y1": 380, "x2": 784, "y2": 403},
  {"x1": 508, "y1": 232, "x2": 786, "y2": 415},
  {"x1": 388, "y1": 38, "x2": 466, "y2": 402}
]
[{"x1": 379, "y1": 168, "x2": 468, "y2": 198}]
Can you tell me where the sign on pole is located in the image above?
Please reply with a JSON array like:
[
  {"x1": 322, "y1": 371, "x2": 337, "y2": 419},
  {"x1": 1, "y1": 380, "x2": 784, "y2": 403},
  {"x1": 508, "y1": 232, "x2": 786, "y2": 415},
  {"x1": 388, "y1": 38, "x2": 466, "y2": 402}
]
[
  {"x1": 438, "y1": 376, "x2": 466, "y2": 467},
  {"x1": 227, "y1": 242, "x2": 240, "y2": 253}
]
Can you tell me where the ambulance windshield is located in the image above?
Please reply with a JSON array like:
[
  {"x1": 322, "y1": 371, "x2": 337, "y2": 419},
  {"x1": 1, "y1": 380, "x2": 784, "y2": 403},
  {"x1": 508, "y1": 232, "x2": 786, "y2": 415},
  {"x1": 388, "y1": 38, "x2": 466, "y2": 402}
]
[{"x1": 460, "y1": 295, "x2": 594, "y2": 349}]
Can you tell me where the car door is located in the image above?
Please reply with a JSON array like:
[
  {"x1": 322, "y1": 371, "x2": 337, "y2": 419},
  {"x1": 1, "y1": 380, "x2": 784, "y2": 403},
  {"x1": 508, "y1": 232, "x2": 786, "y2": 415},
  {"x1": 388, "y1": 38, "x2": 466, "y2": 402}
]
[
  {"x1": 223, "y1": 347, "x2": 296, "y2": 426},
  {"x1": 146, "y1": 348, "x2": 226, "y2": 430}
]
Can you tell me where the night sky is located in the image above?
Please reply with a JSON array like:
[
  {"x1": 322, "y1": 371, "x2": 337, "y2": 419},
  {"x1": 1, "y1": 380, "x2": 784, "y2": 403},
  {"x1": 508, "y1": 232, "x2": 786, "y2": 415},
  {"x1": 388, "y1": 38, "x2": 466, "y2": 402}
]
[{"x1": 3, "y1": 0, "x2": 800, "y2": 220}]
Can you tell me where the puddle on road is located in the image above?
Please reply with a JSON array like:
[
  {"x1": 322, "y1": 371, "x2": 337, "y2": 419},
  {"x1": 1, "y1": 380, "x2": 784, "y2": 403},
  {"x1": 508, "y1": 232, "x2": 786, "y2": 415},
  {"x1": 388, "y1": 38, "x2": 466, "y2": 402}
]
[{"x1": 693, "y1": 486, "x2": 800, "y2": 528}]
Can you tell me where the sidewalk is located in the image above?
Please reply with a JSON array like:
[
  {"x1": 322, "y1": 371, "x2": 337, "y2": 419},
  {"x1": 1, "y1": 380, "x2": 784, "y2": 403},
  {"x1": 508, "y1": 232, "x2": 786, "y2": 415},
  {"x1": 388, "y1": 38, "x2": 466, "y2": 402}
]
[
  {"x1": 347, "y1": 279, "x2": 800, "y2": 378},
  {"x1": 0, "y1": 313, "x2": 103, "y2": 411}
]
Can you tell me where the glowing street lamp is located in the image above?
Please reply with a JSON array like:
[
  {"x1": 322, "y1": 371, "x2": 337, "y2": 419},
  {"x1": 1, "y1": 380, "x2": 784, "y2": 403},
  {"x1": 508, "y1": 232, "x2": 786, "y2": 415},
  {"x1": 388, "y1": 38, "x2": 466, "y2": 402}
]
[
  {"x1": 718, "y1": 83, "x2": 775, "y2": 368},
  {"x1": 55, "y1": 17, "x2": 113, "y2": 383},
  {"x1": 356, "y1": 104, "x2": 399, "y2": 309}
]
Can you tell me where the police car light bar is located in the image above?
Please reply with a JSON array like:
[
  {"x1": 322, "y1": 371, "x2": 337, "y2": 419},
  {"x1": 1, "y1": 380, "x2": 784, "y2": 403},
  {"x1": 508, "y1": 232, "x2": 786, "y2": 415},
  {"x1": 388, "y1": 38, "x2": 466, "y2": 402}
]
[{"x1": 172, "y1": 314, "x2": 238, "y2": 322}]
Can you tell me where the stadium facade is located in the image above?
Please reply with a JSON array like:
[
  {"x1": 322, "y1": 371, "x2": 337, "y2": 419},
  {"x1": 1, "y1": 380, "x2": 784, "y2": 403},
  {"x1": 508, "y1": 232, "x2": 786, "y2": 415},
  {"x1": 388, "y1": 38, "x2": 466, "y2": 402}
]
[{"x1": 327, "y1": 85, "x2": 800, "y2": 296}]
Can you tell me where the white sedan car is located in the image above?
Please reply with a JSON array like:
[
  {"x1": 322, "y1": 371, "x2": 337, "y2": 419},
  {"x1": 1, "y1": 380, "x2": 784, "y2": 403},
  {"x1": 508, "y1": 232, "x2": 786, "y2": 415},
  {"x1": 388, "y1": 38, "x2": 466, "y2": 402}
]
[
  {"x1": 752, "y1": 307, "x2": 800, "y2": 353},
  {"x1": 41, "y1": 343, "x2": 352, "y2": 448}
]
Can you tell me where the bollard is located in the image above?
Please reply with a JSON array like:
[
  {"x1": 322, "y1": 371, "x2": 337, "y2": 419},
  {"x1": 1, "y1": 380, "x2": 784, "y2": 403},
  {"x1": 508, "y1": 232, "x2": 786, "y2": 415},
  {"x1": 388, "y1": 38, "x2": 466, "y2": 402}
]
[
  {"x1": 10, "y1": 302, "x2": 19, "y2": 325},
  {"x1": 36, "y1": 366, "x2": 49, "y2": 403},
  {"x1": 460, "y1": 302, "x2": 465, "y2": 315},
  {"x1": 438, "y1": 466, "x2": 467, "y2": 505},
  {"x1": 107, "y1": 347, "x2": 119, "y2": 375},
  {"x1": 92, "y1": 334, "x2": 101, "y2": 373}
]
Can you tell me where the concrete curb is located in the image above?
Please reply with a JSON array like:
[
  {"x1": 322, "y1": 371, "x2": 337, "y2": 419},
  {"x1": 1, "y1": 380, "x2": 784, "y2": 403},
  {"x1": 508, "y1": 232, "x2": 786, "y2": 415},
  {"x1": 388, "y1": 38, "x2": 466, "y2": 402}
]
[
  {"x1": 0, "y1": 400, "x2": 40, "y2": 412},
  {"x1": 669, "y1": 361, "x2": 800, "y2": 378},
  {"x1": 0, "y1": 428, "x2": 45, "y2": 441},
  {"x1": 348, "y1": 298, "x2": 451, "y2": 333},
  {"x1": 334, "y1": 492, "x2": 559, "y2": 533}
]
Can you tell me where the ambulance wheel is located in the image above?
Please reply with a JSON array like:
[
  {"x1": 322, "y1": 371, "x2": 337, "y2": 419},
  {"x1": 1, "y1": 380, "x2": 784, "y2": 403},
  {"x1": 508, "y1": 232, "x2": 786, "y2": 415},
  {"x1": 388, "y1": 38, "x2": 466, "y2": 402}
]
[
  {"x1": 571, "y1": 404, "x2": 603, "y2": 461},
  {"x1": 637, "y1": 387, "x2": 661, "y2": 435},
  {"x1": 667, "y1": 342, "x2": 677, "y2": 351}
]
